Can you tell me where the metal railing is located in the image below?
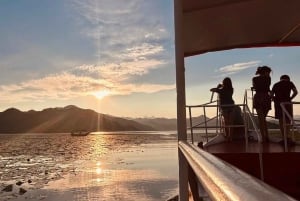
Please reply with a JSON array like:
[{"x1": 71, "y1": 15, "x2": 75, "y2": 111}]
[
  {"x1": 179, "y1": 90, "x2": 300, "y2": 201},
  {"x1": 178, "y1": 141, "x2": 296, "y2": 201},
  {"x1": 281, "y1": 101, "x2": 300, "y2": 150},
  {"x1": 186, "y1": 92, "x2": 261, "y2": 145}
]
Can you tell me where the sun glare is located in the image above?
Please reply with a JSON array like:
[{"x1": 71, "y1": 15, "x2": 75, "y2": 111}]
[{"x1": 92, "y1": 90, "x2": 110, "y2": 100}]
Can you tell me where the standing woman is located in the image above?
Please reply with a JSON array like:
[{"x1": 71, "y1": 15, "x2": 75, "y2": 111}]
[
  {"x1": 252, "y1": 66, "x2": 272, "y2": 142},
  {"x1": 210, "y1": 77, "x2": 235, "y2": 138}
]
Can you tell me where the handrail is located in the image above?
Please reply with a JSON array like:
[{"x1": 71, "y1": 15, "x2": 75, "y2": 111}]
[
  {"x1": 243, "y1": 89, "x2": 266, "y2": 142},
  {"x1": 179, "y1": 141, "x2": 296, "y2": 201},
  {"x1": 186, "y1": 91, "x2": 262, "y2": 144},
  {"x1": 280, "y1": 101, "x2": 300, "y2": 151},
  {"x1": 243, "y1": 104, "x2": 262, "y2": 142},
  {"x1": 186, "y1": 98, "x2": 221, "y2": 143}
]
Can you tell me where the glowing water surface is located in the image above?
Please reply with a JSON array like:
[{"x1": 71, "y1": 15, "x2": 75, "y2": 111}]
[{"x1": 0, "y1": 132, "x2": 178, "y2": 201}]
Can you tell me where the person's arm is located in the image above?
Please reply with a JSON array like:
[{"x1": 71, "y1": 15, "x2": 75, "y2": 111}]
[
  {"x1": 290, "y1": 87, "x2": 298, "y2": 100},
  {"x1": 210, "y1": 88, "x2": 215, "y2": 92},
  {"x1": 270, "y1": 85, "x2": 275, "y2": 101},
  {"x1": 210, "y1": 84, "x2": 222, "y2": 93},
  {"x1": 210, "y1": 88, "x2": 219, "y2": 93},
  {"x1": 251, "y1": 77, "x2": 256, "y2": 91}
]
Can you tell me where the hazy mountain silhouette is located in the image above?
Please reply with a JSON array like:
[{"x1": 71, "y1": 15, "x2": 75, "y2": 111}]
[
  {"x1": 133, "y1": 115, "x2": 209, "y2": 131},
  {"x1": 0, "y1": 105, "x2": 154, "y2": 133},
  {"x1": 133, "y1": 117, "x2": 177, "y2": 131}
]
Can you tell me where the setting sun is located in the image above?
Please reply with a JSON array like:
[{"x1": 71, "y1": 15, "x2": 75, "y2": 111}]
[{"x1": 92, "y1": 90, "x2": 111, "y2": 100}]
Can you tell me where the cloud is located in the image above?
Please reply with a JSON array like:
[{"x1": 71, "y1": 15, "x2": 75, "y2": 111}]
[
  {"x1": 72, "y1": 60, "x2": 166, "y2": 85},
  {"x1": 216, "y1": 61, "x2": 261, "y2": 76},
  {"x1": 125, "y1": 43, "x2": 164, "y2": 60},
  {"x1": 0, "y1": 72, "x2": 108, "y2": 102},
  {"x1": 70, "y1": 0, "x2": 170, "y2": 64},
  {"x1": 0, "y1": 70, "x2": 174, "y2": 103}
]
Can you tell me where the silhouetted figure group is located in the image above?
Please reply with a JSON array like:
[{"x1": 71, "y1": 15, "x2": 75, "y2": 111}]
[{"x1": 211, "y1": 65, "x2": 298, "y2": 144}]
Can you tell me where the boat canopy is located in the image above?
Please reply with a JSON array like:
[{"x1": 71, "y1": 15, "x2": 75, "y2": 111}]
[{"x1": 179, "y1": 0, "x2": 300, "y2": 57}]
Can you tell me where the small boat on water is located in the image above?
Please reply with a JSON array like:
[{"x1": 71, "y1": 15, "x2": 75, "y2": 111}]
[{"x1": 71, "y1": 130, "x2": 90, "y2": 136}]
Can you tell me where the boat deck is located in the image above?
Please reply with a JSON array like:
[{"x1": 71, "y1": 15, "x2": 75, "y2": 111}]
[
  {"x1": 202, "y1": 140, "x2": 300, "y2": 200},
  {"x1": 204, "y1": 140, "x2": 300, "y2": 153}
]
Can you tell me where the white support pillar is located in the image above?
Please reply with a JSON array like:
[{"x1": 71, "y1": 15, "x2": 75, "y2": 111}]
[{"x1": 174, "y1": 0, "x2": 188, "y2": 200}]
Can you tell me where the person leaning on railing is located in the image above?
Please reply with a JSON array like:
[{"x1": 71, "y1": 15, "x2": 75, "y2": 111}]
[
  {"x1": 210, "y1": 77, "x2": 235, "y2": 138},
  {"x1": 271, "y1": 74, "x2": 298, "y2": 143}
]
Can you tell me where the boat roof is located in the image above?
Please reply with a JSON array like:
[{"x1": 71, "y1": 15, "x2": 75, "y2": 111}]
[{"x1": 178, "y1": 0, "x2": 300, "y2": 57}]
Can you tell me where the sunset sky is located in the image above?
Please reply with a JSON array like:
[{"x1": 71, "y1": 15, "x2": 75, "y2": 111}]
[{"x1": 1, "y1": 1, "x2": 300, "y2": 118}]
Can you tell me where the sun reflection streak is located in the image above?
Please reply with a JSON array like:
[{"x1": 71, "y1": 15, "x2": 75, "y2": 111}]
[{"x1": 96, "y1": 167, "x2": 102, "y2": 174}]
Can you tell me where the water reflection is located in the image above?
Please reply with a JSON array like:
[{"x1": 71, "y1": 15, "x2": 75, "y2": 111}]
[
  {"x1": 95, "y1": 167, "x2": 102, "y2": 175},
  {"x1": 44, "y1": 165, "x2": 178, "y2": 201},
  {"x1": 0, "y1": 133, "x2": 178, "y2": 201}
]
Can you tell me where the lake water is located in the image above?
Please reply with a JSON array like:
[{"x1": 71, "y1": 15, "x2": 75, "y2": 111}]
[{"x1": 0, "y1": 132, "x2": 179, "y2": 201}]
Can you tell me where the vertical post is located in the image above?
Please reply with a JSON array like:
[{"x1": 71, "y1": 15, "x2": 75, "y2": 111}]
[
  {"x1": 174, "y1": 0, "x2": 186, "y2": 141},
  {"x1": 188, "y1": 166, "x2": 201, "y2": 201},
  {"x1": 174, "y1": 0, "x2": 188, "y2": 201},
  {"x1": 282, "y1": 103, "x2": 288, "y2": 151},
  {"x1": 203, "y1": 106, "x2": 208, "y2": 142},
  {"x1": 188, "y1": 107, "x2": 193, "y2": 143}
]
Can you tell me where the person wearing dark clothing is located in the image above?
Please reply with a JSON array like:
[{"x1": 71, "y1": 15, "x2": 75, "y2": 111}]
[
  {"x1": 210, "y1": 77, "x2": 235, "y2": 139},
  {"x1": 271, "y1": 75, "x2": 298, "y2": 140},
  {"x1": 252, "y1": 66, "x2": 272, "y2": 142}
]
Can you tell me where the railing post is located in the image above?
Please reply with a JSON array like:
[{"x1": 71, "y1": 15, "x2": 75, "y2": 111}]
[
  {"x1": 243, "y1": 104, "x2": 249, "y2": 146},
  {"x1": 283, "y1": 109, "x2": 288, "y2": 151},
  {"x1": 188, "y1": 106, "x2": 194, "y2": 143},
  {"x1": 281, "y1": 102, "x2": 289, "y2": 151},
  {"x1": 203, "y1": 106, "x2": 208, "y2": 143},
  {"x1": 188, "y1": 165, "x2": 201, "y2": 201},
  {"x1": 178, "y1": 149, "x2": 189, "y2": 201}
]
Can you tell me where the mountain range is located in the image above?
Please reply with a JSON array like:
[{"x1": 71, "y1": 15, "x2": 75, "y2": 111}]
[{"x1": 0, "y1": 105, "x2": 159, "y2": 133}]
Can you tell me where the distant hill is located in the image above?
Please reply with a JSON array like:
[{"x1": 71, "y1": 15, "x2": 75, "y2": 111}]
[
  {"x1": 133, "y1": 117, "x2": 177, "y2": 131},
  {"x1": 0, "y1": 105, "x2": 154, "y2": 133},
  {"x1": 133, "y1": 115, "x2": 209, "y2": 131}
]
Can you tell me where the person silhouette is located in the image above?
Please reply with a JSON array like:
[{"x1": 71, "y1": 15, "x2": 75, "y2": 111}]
[
  {"x1": 271, "y1": 75, "x2": 298, "y2": 142},
  {"x1": 252, "y1": 66, "x2": 272, "y2": 142},
  {"x1": 210, "y1": 77, "x2": 235, "y2": 138}
]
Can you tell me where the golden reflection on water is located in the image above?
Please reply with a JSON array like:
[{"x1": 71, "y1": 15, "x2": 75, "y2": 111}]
[
  {"x1": 96, "y1": 167, "x2": 102, "y2": 174},
  {"x1": 0, "y1": 133, "x2": 178, "y2": 200},
  {"x1": 45, "y1": 161, "x2": 165, "y2": 189}
]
